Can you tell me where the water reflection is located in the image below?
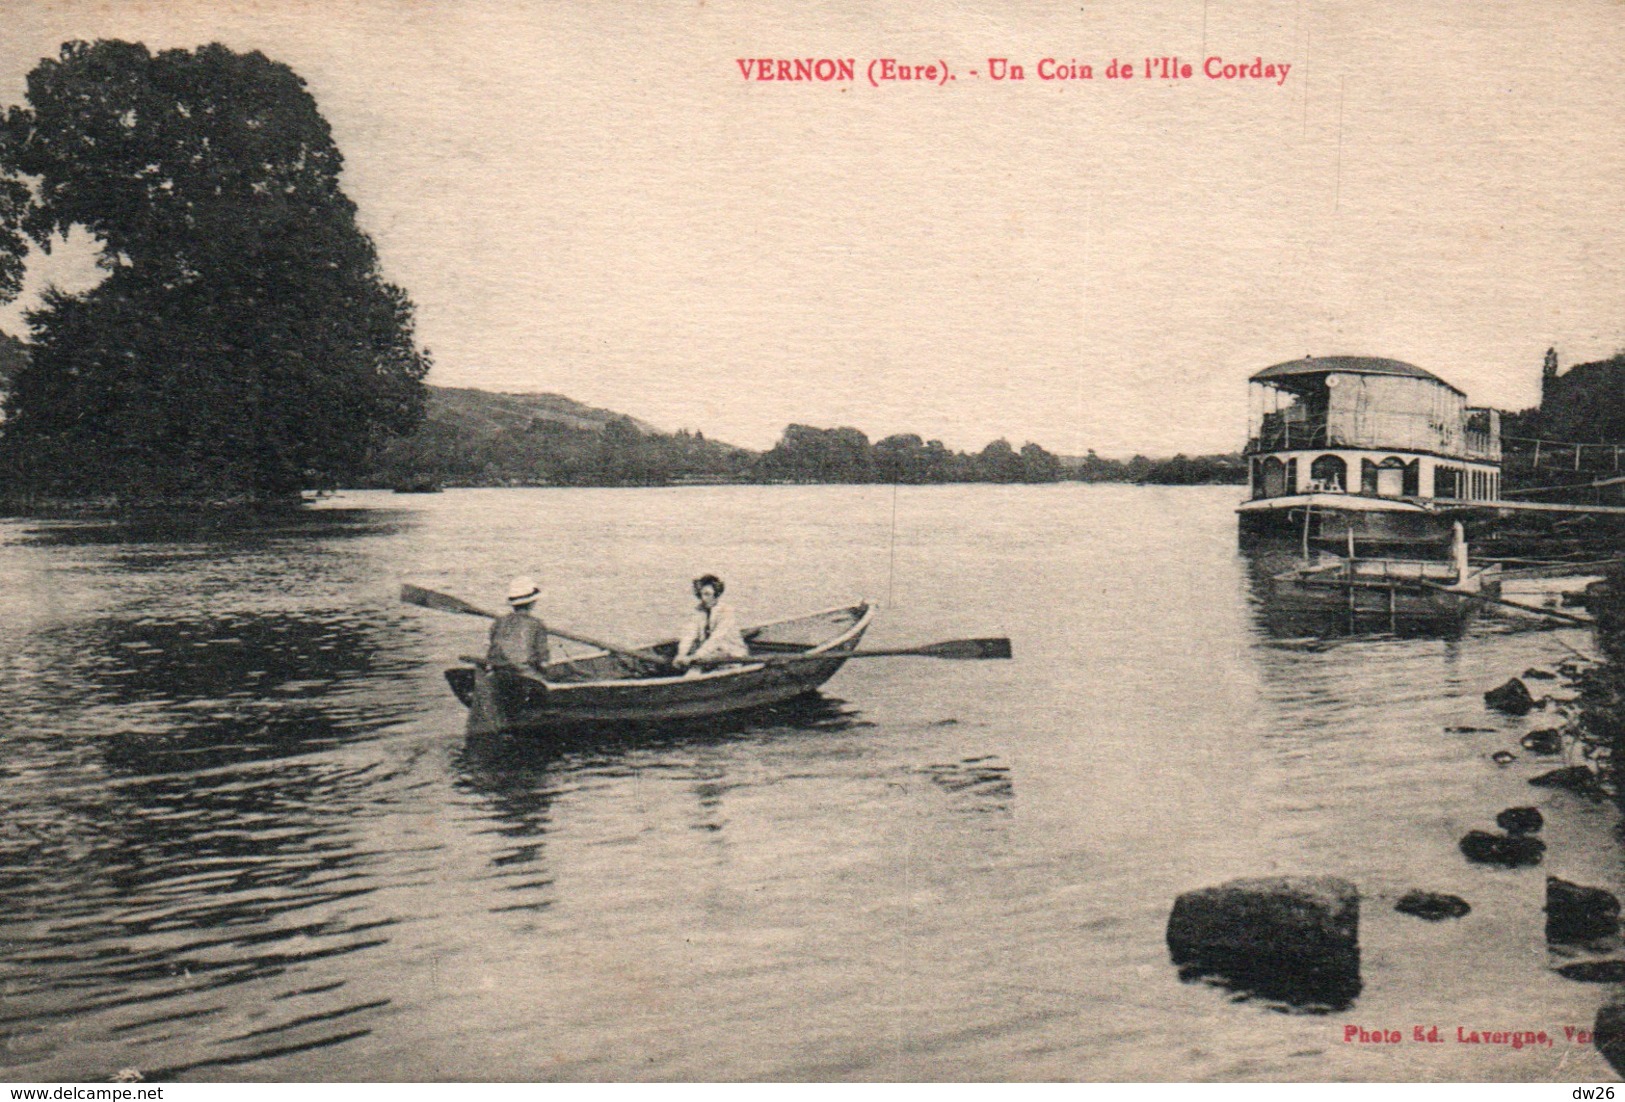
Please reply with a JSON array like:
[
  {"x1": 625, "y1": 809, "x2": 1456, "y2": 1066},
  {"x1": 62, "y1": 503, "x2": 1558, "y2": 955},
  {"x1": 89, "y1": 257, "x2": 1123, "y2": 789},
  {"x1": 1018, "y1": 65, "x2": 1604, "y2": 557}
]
[
  {"x1": 918, "y1": 756, "x2": 1014, "y2": 816},
  {"x1": 13, "y1": 507, "x2": 410, "y2": 550},
  {"x1": 1173, "y1": 959, "x2": 1361, "y2": 1015},
  {"x1": 457, "y1": 693, "x2": 869, "y2": 775},
  {"x1": 16, "y1": 609, "x2": 421, "y2": 775},
  {"x1": 451, "y1": 695, "x2": 874, "y2": 915}
]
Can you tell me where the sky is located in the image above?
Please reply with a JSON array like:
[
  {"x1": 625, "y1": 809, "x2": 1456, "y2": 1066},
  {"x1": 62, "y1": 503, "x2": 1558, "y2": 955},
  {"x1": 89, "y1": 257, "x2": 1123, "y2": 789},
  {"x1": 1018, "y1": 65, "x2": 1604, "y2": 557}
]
[{"x1": 1, "y1": 0, "x2": 1622, "y2": 456}]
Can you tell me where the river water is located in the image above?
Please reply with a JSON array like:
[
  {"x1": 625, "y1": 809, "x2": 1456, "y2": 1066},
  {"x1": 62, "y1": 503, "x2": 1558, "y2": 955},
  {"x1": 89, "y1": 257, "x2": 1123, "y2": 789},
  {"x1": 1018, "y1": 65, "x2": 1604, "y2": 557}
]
[{"x1": 0, "y1": 484, "x2": 1618, "y2": 1082}]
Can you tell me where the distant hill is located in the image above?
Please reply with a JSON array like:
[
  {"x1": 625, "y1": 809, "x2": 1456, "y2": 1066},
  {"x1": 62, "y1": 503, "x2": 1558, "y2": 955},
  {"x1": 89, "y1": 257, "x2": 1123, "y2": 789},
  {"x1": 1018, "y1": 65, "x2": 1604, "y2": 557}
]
[
  {"x1": 428, "y1": 387, "x2": 662, "y2": 436},
  {"x1": 354, "y1": 384, "x2": 754, "y2": 488}
]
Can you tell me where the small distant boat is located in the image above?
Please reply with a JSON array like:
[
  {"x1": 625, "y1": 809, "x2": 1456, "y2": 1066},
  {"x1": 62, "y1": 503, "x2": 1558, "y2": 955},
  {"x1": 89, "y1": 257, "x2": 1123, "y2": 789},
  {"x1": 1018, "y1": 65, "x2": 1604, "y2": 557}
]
[{"x1": 445, "y1": 602, "x2": 875, "y2": 735}]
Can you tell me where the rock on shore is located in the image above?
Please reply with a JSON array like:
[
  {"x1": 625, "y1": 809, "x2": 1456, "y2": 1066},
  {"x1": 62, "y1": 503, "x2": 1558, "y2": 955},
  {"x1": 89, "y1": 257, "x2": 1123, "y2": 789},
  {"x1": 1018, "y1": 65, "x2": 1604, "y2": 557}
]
[
  {"x1": 1547, "y1": 876, "x2": 1622, "y2": 942},
  {"x1": 1459, "y1": 830, "x2": 1545, "y2": 867},
  {"x1": 1167, "y1": 876, "x2": 1360, "y2": 1005},
  {"x1": 1394, "y1": 890, "x2": 1471, "y2": 921},
  {"x1": 1496, "y1": 807, "x2": 1544, "y2": 835},
  {"x1": 1485, "y1": 678, "x2": 1537, "y2": 715}
]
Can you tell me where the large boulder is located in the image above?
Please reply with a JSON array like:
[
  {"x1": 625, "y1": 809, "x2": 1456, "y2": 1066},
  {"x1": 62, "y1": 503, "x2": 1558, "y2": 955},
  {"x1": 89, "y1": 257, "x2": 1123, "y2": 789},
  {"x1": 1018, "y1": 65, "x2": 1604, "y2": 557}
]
[
  {"x1": 1485, "y1": 678, "x2": 1537, "y2": 715},
  {"x1": 1546, "y1": 876, "x2": 1622, "y2": 942},
  {"x1": 1459, "y1": 830, "x2": 1545, "y2": 867},
  {"x1": 1167, "y1": 876, "x2": 1360, "y2": 1005},
  {"x1": 1496, "y1": 807, "x2": 1544, "y2": 835},
  {"x1": 1394, "y1": 890, "x2": 1470, "y2": 921}
]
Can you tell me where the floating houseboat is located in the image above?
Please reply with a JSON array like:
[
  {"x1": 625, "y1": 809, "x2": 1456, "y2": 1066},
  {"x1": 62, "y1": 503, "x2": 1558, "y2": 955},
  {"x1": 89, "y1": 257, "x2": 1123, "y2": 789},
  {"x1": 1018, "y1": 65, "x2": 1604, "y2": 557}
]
[{"x1": 1238, "y1": 356, "x2": 1502, "y2": 549}]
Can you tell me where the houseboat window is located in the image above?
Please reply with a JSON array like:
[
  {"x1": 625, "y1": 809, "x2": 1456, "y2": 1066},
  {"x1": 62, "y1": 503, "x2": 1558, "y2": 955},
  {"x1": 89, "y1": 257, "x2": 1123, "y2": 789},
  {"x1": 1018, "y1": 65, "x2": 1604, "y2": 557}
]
[
  {"x1": 1260, "y1": 455, "x2": 1287, "y2": 498},
  {"x1": 1433, "y1": 465, "x2": 1458, "y2": 499},
  {"x1": 1309, "y1": 454, "x2": 1347, "y2": 492},
  {"x1": 1362, "y1": 456, "x2": 1407, "y2": 497},
  {"x1": 1403, "y1": 460, "x2": 1419, "y2": 498}
]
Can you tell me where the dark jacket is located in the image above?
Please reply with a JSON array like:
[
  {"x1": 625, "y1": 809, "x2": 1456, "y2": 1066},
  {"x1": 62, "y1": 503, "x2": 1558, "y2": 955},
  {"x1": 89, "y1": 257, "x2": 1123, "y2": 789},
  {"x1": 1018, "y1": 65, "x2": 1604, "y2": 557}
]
[{"x1": 488, "y1": 611, "x2": 549, "y2": 671}]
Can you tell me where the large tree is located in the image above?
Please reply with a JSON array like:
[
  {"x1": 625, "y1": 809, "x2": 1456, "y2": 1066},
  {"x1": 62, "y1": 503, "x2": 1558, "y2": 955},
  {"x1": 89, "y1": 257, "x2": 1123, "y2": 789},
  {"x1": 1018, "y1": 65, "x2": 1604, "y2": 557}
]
[{"x1": 0, "y1": 40, "x2": 429, "y2": 500}]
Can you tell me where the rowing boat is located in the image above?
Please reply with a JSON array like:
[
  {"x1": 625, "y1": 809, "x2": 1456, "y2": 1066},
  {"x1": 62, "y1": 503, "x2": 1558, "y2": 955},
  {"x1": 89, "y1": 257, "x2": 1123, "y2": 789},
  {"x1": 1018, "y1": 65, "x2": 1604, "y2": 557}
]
[
  {"x1": 1268, "y1": 555, "x2": 1503, "y2": 635},
  {"x1": 445, "y1": 601, "x2": 875, "y2": 735}
]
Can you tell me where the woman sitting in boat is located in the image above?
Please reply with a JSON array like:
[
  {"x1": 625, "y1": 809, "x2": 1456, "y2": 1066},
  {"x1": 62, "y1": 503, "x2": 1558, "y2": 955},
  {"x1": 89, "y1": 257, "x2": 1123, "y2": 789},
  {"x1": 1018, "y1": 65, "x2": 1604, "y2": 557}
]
[
  {"x1": 488, "y1": 576, "x2": 550, "y2": 673},
  {"x1": 673, "y1": 574, "x2": 750, "y2": 671}
]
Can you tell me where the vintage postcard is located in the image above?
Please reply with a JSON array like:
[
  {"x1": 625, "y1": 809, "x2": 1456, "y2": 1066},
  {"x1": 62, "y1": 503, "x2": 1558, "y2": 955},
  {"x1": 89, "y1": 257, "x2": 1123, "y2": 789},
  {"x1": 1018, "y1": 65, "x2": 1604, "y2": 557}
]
[{"x1": 1, "y1": 0, "x2": 1623, "y2": 1087}]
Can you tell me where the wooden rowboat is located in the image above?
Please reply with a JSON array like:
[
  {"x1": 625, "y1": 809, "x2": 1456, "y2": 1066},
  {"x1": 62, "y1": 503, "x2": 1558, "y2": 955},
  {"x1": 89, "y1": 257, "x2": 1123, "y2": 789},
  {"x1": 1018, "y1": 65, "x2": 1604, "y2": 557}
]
[
  {"x1": 1268, "y1": 555, "x2": 1503, "y2": 635},
  {"x1": 445, "y1": 601, "x2": 875, "y2": 735}
]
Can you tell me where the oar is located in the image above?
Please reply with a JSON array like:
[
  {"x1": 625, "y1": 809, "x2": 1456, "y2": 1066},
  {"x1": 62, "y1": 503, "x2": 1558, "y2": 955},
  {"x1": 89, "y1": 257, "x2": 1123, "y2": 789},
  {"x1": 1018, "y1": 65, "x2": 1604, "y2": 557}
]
[
  {"x1": 401, "y1": 583, "x2": 673, "y2": 671},
  {"x1": 1413, "y1": 580, "x2": 1596, "y2": 627},
  {"x1": 698, "y1": 637, "x2": 1012, "y2": 668}
]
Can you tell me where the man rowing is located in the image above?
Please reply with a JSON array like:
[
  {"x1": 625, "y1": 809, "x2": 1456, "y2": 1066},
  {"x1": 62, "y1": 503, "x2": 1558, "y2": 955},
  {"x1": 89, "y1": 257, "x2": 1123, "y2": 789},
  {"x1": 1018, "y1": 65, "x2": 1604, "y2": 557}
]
[
  {"x1": 488, "y1": 576, "x2": 550, "y2": 674},
  {"x1": 672, "y1": 574, "x2": 750, "y2": 671}
]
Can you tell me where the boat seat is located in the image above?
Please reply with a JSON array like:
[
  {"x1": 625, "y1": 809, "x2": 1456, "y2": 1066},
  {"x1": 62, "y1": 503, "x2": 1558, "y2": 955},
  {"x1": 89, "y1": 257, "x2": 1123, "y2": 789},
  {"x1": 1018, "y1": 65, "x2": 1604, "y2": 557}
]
[{"x1": 748, "y1": 641, "x2": 814, "y2": 654}]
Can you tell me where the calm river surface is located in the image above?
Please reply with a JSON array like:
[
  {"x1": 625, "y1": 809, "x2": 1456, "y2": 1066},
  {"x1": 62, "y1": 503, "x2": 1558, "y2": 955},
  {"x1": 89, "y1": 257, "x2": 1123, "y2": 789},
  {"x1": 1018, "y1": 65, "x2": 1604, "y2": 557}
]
[{"x1": 0, "y1": 485, "x2": 1618, "y2": 1082}]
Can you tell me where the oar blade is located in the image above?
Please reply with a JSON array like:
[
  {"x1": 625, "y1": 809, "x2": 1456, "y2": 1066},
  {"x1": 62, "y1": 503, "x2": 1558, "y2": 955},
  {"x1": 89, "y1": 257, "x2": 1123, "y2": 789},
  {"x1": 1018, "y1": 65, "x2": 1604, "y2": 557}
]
[
  {"x1": 918, "y1": 637, "x2": 1013, "y2": 660},
  {"x1": 401, "y1": 582, "x2": 495, "y2": 619}
]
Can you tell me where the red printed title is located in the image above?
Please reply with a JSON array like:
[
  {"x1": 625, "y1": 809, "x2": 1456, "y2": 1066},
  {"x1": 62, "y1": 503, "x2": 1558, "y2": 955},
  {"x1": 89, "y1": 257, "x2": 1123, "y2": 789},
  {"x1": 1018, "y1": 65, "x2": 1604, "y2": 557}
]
[{"x1": 734, "y1": 56, "x2": 1292, "y2": 88}]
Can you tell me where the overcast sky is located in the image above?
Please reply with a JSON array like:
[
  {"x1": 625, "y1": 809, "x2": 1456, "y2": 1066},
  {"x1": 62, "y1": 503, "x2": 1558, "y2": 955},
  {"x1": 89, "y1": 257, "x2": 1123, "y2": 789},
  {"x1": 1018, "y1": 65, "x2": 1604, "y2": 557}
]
[{"x1": 2, "y1": 0, "x2": 1621, "y2": 455}]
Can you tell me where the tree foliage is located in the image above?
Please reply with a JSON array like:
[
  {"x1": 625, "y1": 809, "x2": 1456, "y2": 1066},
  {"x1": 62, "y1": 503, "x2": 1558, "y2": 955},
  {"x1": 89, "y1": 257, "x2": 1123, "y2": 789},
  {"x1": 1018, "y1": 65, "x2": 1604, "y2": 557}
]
[
  {"x1": 1530, "y1": 353, "x2": 1625, "y2": 445},
  {"x1": 0, "y1": 40, "x2": 429, "y2": 501},
  {"x1": 753, "y1": 424, "x2": 1072, "y2": 484}
]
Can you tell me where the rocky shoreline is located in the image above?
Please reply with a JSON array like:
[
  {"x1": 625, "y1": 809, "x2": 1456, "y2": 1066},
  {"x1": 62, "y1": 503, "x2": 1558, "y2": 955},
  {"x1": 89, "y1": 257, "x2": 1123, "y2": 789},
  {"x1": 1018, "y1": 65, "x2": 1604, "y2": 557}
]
[{"x1": 1166, "y1": 566, "x2": 1625, "y2": 1073}]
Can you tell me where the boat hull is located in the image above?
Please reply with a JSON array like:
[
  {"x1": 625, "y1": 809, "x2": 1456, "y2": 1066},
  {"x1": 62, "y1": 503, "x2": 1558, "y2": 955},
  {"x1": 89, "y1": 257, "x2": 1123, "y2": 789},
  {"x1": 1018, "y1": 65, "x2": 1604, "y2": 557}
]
[
  {"x1": 445, "y1": 602, "x2": 873, "y2": 735},
  {"x1": 1238, "y1": 494, "x2": 1453, "y2": 552}
]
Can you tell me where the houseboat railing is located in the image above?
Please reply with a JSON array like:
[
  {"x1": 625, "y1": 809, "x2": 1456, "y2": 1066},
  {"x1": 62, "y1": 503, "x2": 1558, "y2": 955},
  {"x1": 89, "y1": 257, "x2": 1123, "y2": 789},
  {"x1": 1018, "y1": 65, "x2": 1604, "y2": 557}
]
[
  {"x1": 1463, "y1": 431, "x2": 1500, "y2": 461},
  {"x1": 1503, "y1": 434, "x2": 1623, "y2": 473},
  {"x1": 1248, "y1": 417, "x2": 1330, "y2": 453},
  {"x1": 1248, "y1": 421, "x2": 1503, "y2": 459}
]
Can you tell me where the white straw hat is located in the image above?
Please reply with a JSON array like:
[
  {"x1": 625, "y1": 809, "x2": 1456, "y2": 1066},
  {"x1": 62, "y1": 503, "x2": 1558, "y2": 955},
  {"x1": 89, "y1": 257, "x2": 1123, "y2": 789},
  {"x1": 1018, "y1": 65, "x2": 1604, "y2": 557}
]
[{"x1": 506, "y1": 576, "x2": 541, "y2": 606}]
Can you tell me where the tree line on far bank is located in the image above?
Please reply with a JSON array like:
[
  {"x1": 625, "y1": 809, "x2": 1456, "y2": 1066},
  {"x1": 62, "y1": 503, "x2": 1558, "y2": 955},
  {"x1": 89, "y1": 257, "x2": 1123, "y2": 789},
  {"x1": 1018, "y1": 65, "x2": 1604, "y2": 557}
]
[{"x1": 356, "y1": 410, "x2": 1246, "y2": 489}]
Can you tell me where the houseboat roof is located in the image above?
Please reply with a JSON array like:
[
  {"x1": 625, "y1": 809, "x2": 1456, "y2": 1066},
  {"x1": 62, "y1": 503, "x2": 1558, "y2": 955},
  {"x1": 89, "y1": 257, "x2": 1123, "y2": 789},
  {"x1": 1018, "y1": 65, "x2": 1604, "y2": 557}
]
[{"x1": 1251, "y1": 356, "x2": 1465, "y2": 396}]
